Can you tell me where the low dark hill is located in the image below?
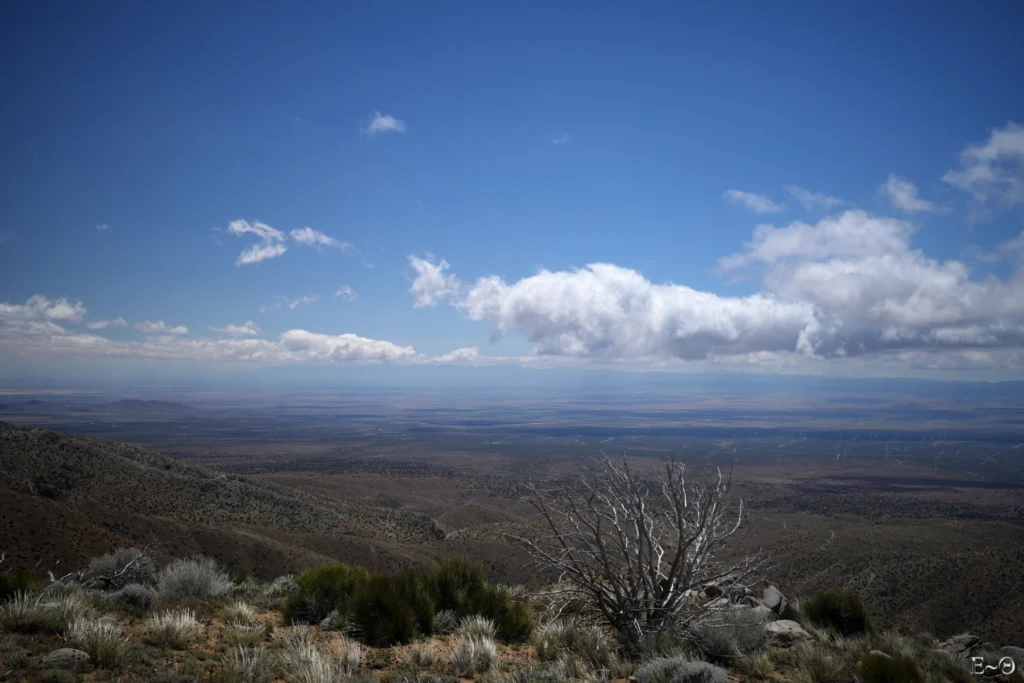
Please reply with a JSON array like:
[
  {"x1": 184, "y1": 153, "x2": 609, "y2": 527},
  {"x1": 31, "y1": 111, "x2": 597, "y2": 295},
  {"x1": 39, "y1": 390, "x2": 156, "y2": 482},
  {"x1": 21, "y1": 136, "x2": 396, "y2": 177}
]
[{"x1": 0, "y1": 421, "x2": 446, "y2": 578}]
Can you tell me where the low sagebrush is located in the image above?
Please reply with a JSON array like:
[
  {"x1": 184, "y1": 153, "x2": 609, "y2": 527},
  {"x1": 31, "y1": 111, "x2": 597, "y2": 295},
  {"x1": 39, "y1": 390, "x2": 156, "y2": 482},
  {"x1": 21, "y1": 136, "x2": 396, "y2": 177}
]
[
  {"x1": 156, "y1": 556, "x2": 232, "y2": 602},
  {"x1": 144, "y1": 608, "x2": 204, "y2": 649},
  {"x1": 65, "y1": 617, "x2": 131, "y2": 668},
  {"x1": 111, "y1": 583, "x2": 158, "y2": 609},
  {"x1": 635, "y1": 656, "x2": 728, "y2": 683},
  {"x1": 87, "y1": 547, "x2": 156, "y2": 590}
]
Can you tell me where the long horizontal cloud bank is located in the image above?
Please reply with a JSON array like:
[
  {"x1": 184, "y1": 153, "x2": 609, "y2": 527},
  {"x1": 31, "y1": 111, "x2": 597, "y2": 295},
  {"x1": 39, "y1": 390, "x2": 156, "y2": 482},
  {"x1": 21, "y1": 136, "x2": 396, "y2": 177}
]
[
  {"x1": 0, "y1": 296, "x2": 479, "y2": 366},
  {"x1": 410, "y1": 210, "x2": 1024, "y2": 364}
]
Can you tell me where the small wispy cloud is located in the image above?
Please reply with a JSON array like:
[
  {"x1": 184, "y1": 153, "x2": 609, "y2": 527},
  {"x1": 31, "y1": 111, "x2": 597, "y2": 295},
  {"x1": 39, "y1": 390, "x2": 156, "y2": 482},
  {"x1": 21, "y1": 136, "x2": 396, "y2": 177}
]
[
  {"x1": 95, "y1": 224, "x2": 110, "y2": 231},
  {"x1": 227, "y1": 219, "x2": 288, "y2": 266},
  {"x1": 210, "y1": 320, "x2": 261, "y2": 337},
  {"x1": 334, "y1": 285, "x2": 358, "y2": 301},
  {"x1": 136, "y1": 320, "x2": 188, "y2": 335},
  {"x1": 288, "y1": 295, "x2": 318, "y2": 310},
  {"x1": 362, "y1": 111, "x2": 406, "y2": 137},
  {"x1": 290, "y1": 227, "x2": 353, "y2": 253},
  {"x1": 552, "y1": 132, "x2": 570, "y2": 145},
  {"x1": 784, "y1": 185, "x2": 845, "y2": 211},
  {"x1": 943, "y1": 122, "x2": 1024, "y2": 210},
  {"x1": 880, "y1": 174, "x2": 941, "y2": 213},
  {"x1": 87, "y1": 317, "x2": 128, "y2": 330},
  {"x1": 723, "y1": 190, "x2": 785, "y2": 214}
]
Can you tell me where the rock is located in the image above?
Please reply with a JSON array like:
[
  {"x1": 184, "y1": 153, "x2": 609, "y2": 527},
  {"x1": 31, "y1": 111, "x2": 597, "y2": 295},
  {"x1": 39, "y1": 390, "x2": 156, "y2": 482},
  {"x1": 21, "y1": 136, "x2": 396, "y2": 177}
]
[
  {"x1": 999, "y1": 646, "x2": 1024, "y2": 663},
  {"x1": 763, "y1": 585, "x2": 789, "y2": 615},
  {"x1": 97, "y1": 617, "x2": 123, "y2": 634},
  {"x1": 937, "y1": 633, "x2": 981, "y2": 658},
  {"x1": 43, "y1": 648, "x2": 91, "y2": 671},
  {"x1": 750, "y1": 605, "x2": 777, "y2": 623},
  {"x1": 766, "y1": 619, "x2": 813, "y2": 644},
  {"x1": 319, "y1": 609, "x2": 339, "y2": 630},
  {"x1": 741, "y1": 595, "x2": 765, "y2": 608}
]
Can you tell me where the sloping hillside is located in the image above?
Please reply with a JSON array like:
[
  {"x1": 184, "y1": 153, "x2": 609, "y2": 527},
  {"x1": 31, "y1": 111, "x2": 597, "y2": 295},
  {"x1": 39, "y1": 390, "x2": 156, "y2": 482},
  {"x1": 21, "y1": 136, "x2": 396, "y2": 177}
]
[{"x1": 0, "y1": 421, "x2": 446, "y2": 577}]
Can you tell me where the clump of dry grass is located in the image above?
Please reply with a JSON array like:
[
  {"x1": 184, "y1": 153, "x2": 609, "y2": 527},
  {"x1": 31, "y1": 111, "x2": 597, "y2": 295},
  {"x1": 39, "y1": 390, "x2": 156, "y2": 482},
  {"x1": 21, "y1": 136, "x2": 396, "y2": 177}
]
[
  {"x1": 456, "y1": 615, "x2": 497, "y2": 640},
  {"x1": 143, "y1": 608, "x2": 204, "y2": 649},
  {"x1": 222, "y1": 601, "x2": 258, "y2": 627},
  {"x1": 222, "y1": 645, "x2": 274, "y2": 683},
  {"x1": 401, "y1": 641, "x2": 438, "y2": 669},
  {"x1": 277, "y1": 629, "x2": 361, "y2": 682},
  {"x1": 65, "y1": 617, "x2": 131, "y2": 668},
  {"x1": 450, "y1": 634, "x2": 500, "y2": 675}
]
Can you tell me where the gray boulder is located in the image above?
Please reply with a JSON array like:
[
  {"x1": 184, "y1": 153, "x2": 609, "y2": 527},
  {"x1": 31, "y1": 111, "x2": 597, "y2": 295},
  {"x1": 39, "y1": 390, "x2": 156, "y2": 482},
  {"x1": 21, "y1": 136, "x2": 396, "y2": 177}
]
[
  {"x1": 999, "y1": 646, "x2": 1024, "y2": 662},
  {"x1": 763, "y1": 585, "x2": 788, "y2": 614},
  {"x1": 319, "y1": 609, "x2": 339, "y2": 631},
  {"x1": 43, "y1": 648, "x2": 91, "y2": 671},
  {"x1": 766, "y1": 619, "x2": 812, "y2": 644},
  {"x1": 937, "y1": 633, "x2": 981, "y2": 658}
]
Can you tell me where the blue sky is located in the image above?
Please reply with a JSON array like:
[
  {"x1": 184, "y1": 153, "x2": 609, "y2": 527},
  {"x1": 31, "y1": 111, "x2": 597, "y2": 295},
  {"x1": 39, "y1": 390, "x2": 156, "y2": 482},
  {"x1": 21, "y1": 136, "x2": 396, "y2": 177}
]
[{"x1": 2, "y1": 1, "x2": 1024, "y2": 382}]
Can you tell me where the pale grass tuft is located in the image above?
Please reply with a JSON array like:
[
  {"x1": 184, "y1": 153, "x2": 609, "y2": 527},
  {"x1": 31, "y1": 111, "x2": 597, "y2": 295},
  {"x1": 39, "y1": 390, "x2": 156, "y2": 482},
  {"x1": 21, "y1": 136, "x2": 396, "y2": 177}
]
[
  {"x1": 793, "y1": 642, "x2": 846, "y2": 683},
  {"x1": 144, "y1": 608, "x2": 204, "y2": 649},
  {"x1": 222, "y1": 601, "x2": 258, "y2": 627},
  {"x1": 223, "y1": 622, "x2": 264, "y2": 648},
  {"x1": 402, "y1": 641, "x2": 438, "y2": 668},
  {"x1": 222, "y1": 645, "x2": 274, "y2": 683},
  {"x1": 450, "y1": 634, "x2": 500, "y2": 675},
  {"x1": 277, "y1": 629, "x2": 361, "y2": 682},
  {"x1": 456, "y1": 614, "x2": 497, "y2": 640},
  {"x1": 65, "y1": 617, "x2": 131, "y2": 667}
]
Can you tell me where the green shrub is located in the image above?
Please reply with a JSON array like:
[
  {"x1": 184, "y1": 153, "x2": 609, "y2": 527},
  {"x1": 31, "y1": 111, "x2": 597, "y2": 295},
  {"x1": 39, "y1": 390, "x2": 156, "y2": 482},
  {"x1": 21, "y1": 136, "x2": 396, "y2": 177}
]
[
  {"x1": 426, "y1": 557, "x2": 488, "y2": 615},
  {"x1": 635, "y1": 656, "x2": 728, "y2": 683},
  {"x1": 469, "y1": 586, "x2": 534, "y2": 643},
  {"x1": 0, "y1": 571, "x2": 43, "y2": 603},
  {"x1": 856, "y1": 650, "x2": 924, "y2": 683},
  {"x1": 801, "y1": 588, "x2": 874, "y2": 636},
  {"x1": 282, "y1": 562, "x2": 370, "y2": 624},
  {"x1": 352, "y1": 573, "x2": 434, "y2": 646}
]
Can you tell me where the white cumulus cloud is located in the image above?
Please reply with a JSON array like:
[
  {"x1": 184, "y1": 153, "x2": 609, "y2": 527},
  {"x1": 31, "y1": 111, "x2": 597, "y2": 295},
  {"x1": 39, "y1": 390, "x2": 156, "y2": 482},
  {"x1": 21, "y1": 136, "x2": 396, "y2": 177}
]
[
  {"x1": 880, "y1": 174, "x2": 940, "y2": 213},
  {"x1": 409, "y1": 255, "x2": 461, "y2": 308},
  {"x1": 362, "y1": 111, "x2": 406, "y2": 137},
  {"x1": 723, "y1": 190, "x2": 784, "y2": 214},
  {"x1": 943, "y1": 122, "x2": 1024, "y2": 209}
]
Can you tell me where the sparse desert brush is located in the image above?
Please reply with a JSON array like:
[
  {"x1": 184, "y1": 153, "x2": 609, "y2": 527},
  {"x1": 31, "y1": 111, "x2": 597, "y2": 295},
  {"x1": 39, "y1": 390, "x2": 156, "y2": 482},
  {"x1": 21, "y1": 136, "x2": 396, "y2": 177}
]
[
  {"x1": 736, "y1": 651, "x2": 774, "y2": 680},
  {"x1": 689, "y1": 608, "x2": 768, "y2": 664},
  {"x1": 111, "y1": 582, "x2": 158, "y2": 609},
  {"x1": 222, "y1": 600, "x2": 258, "y2": 626},
  {"x1": 0, "y1": 591, "x2": 64, "y2": 633},
  {"x1": 402, "y1": 642, "x2": 438, "y2": 669},
  {"x1": 0, "y1": 570, "x2": 43, "y2": 603},
  {"x1": 918, "y1": 648, "x2": 973, "y2": 683},
  {"x1": 277, "y1": 629, "x2": 361, "y2": 682},
  {"x1": 156, "y1": 556, "x2": 232, "y2": 602},
  {"x1": 634, "y1": 656, "x2": 728, "y2": 683},
  {"x1": 87, "y1": 547, "x2": 156, "y2": 589},
  {"x1": 144, "y1": 608, "x2": 204, "y2": 649},
  {"x1": 856, "y1": 650, "x2": 924, "y2": 683},
  {"x1": 223, "y1": 622, "x2": 264, "y2": 648},
  {"x1": 65, "y1": 616, "x2": 131, "y2": 667},
  {"x1": 792, "y1": 642, "x2": 846, "y2": 683},
  {"x1": 222, "y1": 645, "x2": 274, "y2": 683},
  {"x1": 457, "y1": 614, "x2": 497, "y2": 640},
  {"x1": 433, "y1": 609, "x2": 458, "y2": 634},
  {"x1": 532, "y1": 620, "x2": 614, "y2": 670},
  {"x1": 800, "y1": 588, "x2": 874, "y2": 636},
  {"x1": 450, "y1": 634, "x2": 499, "y2": 675}
]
